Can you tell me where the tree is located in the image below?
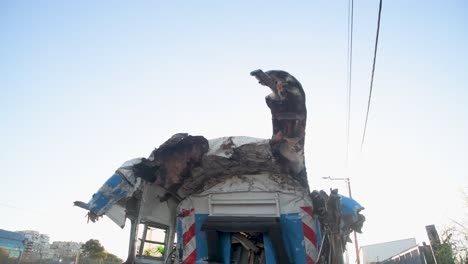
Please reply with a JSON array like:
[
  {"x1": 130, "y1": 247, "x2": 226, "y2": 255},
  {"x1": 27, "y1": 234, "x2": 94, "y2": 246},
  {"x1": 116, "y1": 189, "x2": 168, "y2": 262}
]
[
  {"x1": 0, "y1": 248, "x2": 18, "y2": 264},
  {"x1": 104, "y1": 253, "x2": 123, "y2": 264},
  {"x1": 435, "y1": 191, "x2": 468, "y2": 264},
  {"x1": 81, "y1": 239, "x2": 107, "y2": 263},
  {"x1": 435, "y1": 226, "x2": 467, "y2": 264},
  {"x1": 434, "y1": 229, "x2": 456, "y2": 264},
  {"x1": 0, "y1": 248, "x2": 9, "y2": 263},
  {"x1": 80, "y1": 239, "x2": 123, "y2": 264},
  {"x1": 143, "y1": 245, "x2": 164, "y2": 257}
]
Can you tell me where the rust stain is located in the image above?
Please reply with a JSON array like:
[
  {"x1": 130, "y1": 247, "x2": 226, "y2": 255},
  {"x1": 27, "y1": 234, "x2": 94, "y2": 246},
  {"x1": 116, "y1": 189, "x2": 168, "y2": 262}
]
[{"x1": 276, "y1": 79, "x2": 284, "y2": 96}]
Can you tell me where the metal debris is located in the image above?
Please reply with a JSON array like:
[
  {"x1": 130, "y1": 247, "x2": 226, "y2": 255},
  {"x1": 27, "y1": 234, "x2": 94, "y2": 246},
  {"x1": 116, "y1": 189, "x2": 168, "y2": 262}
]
[
  {"x1": 73, "y1": 69, "x2": 366, "y2": 264},
  {"x1": 143, "y1": 133, "x2": 209, "y2": 192},
  {"x1": 311, "y1": 189, "x2": 365, "y2": 264},
  {"x1": 251, "y1": 69, "x2": 308, "y2": 190}
]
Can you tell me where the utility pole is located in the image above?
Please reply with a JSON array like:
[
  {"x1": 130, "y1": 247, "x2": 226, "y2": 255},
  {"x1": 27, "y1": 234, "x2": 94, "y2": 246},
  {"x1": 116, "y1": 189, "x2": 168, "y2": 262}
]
[
  {"x1": 322, "y1": 177, "x2": 361, "y2": 264},
  {"x1": 39, "y1": 247, "x2": 43, "y2": 264},
  {"x1": 16, "y1": 246, "x2": 23, "y2": 264}
]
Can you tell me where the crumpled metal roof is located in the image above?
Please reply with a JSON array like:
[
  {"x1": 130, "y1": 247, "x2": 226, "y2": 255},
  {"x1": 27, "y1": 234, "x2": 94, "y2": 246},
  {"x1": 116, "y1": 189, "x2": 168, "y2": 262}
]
[
  {"x1": 74, "y1": 70, "x2": 365, "y2": 251},
  {"x1": 74, "y1": 70, "x2": 310, "y2": 224}
]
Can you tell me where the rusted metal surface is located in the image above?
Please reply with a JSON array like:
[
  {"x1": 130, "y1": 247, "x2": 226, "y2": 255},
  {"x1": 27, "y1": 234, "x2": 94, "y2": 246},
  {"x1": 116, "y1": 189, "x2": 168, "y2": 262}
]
[
  {"x1": 252, "y1": 69, "x2": 308, "y2": 190},
  {"x1": 177, "y1": 137, "x2": 287, "y2": 198},
  {"x1": 141, "y1": 70, "x2": 309, "y2": 196},
  {"x1": 130, "y1": 135, "x2": 307, "y2": 199},
  {"x1": 143, "y1": 133, "x2": 209, "y2": 192},
  {"x1": 117, "y1": 67, "x2": 311, "y2": 196}
]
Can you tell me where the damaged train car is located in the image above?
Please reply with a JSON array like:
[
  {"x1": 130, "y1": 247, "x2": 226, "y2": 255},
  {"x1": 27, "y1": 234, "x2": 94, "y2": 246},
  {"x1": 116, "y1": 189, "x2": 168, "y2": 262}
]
[{"x1": 75, "y1": 70, "x2": 365, "y2": 264}]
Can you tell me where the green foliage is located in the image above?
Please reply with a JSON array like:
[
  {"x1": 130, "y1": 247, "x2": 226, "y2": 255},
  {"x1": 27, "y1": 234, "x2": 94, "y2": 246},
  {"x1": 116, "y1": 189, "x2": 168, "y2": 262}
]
[
  {"x1": 80, "y1": 239, "x2": 123, "y2": 264},
  {"x1": 0, "y1": 249, "x2": 18, "y2": 264},
  {"x1": 0, "y1": 248, "x2": 9, "y2": 263},
  {"x1": 434, "y1": 233, "x2": 455, "y2": 264},
  {"x1": 81, "y1": 239, "x2": 106, "y2": 260},
  {"x1": 104, "y1": 253, "x2": 123, "y2": 263},
  {"x1": 143, "y1": 245, "x2": 164, "y2": 257},
  {"x1": 435, "y1": 190, "x2": 468, "y2": 264},
  {"x1": 434, "y1": 226, "x2": 468, "y2": 264}
]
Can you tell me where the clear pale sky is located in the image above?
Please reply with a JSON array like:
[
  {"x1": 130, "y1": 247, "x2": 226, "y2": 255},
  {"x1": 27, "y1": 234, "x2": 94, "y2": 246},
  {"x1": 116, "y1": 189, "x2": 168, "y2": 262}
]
[{"x1": 1, "y1": 0, "x2": 467, "y2": 260}]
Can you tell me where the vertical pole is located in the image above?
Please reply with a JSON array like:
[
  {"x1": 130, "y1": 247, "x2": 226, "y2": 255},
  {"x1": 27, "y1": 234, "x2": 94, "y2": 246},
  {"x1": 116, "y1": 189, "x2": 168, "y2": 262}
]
[
  {"x1": 347, "y1": 179, "x2": 360, "y2": 264},
  {"x1": 17, "y1": 249, "x2": 23, "y2": 264},
  {"x1": 75, "y1": 251, "x2": 80, "y2": 264},
  {"x1": 39, "y1": 248, "x2": 43, "y2": 264},
  {"x1": 125, "y1": 197, "x2": 142, "y2": 264},
  {"x1": 353, "y1": 231, "x2": 360, "y2": 264}
]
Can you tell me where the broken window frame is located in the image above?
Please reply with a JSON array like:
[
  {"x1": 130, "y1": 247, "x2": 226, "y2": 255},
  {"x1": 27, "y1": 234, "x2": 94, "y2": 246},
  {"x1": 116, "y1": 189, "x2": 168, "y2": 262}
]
[{"x1": 136, "y1": 221, "x2": 169, "y2": 260}]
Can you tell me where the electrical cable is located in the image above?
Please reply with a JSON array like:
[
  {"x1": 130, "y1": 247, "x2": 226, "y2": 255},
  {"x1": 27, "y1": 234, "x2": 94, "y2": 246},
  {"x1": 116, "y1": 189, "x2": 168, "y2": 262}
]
[
  {"x1": 345, "y1": 0, "x2": 354, "y2": 165},
  {"x1": 361, "y1": 0, "x2": 383, "y2": 151},
  {"x1": 0, "y1": 202, "x2": 47, "y2": 216}
]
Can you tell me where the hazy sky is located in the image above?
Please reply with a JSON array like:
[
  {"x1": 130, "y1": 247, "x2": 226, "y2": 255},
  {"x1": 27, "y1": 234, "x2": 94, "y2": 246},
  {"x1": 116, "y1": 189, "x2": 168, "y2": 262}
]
[{"x1": 1, "y1": 0, "x2": 467, "y2": 260}]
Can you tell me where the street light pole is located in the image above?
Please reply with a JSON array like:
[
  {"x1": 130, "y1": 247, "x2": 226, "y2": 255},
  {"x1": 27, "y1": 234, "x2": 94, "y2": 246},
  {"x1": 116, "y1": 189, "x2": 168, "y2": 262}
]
[{"x1": 322, "y1": 176, "x2": 360, "y2": 264}]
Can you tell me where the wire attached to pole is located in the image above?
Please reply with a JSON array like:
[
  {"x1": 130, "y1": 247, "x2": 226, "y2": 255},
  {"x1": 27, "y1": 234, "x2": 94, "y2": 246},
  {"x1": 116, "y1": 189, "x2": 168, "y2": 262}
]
[
  {"x1": 345, "y1": 0, "x2": 354, "y2": 165},
  {"x1": 361, "y1": 0, "x2": 383, "y2": 151}
]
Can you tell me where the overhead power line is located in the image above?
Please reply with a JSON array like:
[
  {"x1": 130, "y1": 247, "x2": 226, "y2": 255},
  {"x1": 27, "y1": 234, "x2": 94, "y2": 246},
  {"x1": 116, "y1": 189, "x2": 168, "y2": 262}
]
[
  {"x1": 345, "y1": 0, "x2": 354, "y2": 165},
  {"x1": 361, "y1": 0, "x2": 383, "y2": 151},
  {"x1": 0, "y1": 201, "x2": 46, "y2": 216}
]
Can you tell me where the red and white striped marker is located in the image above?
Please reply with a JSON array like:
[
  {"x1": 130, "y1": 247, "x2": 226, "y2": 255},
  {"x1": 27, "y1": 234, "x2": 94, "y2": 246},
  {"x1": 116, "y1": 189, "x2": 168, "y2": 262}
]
[
  {"x1": 181, "y1": 208, "x2": 196, "y2": 264},
  {"x1": 301, "y1": 206, "x2": 318, "y2": 264}
]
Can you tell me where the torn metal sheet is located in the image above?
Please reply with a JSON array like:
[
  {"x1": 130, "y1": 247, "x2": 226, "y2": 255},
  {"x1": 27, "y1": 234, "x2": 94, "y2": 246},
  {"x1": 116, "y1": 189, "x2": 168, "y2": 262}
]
[
  {"x1": 192, "y1": 172, "x2": 308, "y2": 196},
  {"x1": 86, "y1": 174, "x2": 132, "y2": 215},
  {"x1": 141, "y1": 133, "x2": 209, "y2": 192},
  {"x1": 139, "y1": 183, "x2": 178, "y2": 227},
  {"x1": 176, "y1": 136, "x2": 286, "y2": 198},
  {"x1": 105, "y1": 204, "x2": 127, "y2": 227},
  {"x1": 74, "y1": 158, "x2": 143, "y2": 223},
  {"x1": 206, "y1": 136, "x2": 266, "y2": 159},
  {"x1": 311, "y1": 189, "x2": 366, "y2": 264},
  {"x1": 251, "y1": 69, "x2": 309, "y2": 190},
  {"x1": 340, "y1": 195, "x2": 365, "y2": 234}
]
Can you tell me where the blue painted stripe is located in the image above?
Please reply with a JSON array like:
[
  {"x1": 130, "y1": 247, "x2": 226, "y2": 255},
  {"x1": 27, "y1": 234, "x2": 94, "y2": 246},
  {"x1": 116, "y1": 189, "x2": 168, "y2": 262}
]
[
  {"x1": 105, "y1": 174, "x2": 123, "y2": 188},
  {"x1": 177, "y1": 218, "x2": 183, "y2": 248},
  {"x1": 89, "y1": 191, "x2": 111, "y2": 213},
  {"x1": 220, "y1": 232, "x2": 231, "y2": 264},
  {"x1": 195, "y1": 214, "x2": 209, "y2": 261},
  {"x1": 315, "y1": 217, "x2": 322, "y2": 249},
  {"x1": 87, "y1": 174, "x2": 130, "y2": 215},
  {"x1": 263, "y1": 233, "x2": 276, "y2": 264},
  {"x1": 280, "y1": 213, "x2": 307, "y2": 264}
]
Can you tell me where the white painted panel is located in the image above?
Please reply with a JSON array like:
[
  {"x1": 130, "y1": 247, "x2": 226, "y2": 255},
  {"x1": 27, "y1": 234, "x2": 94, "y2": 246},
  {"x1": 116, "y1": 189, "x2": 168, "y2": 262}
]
[
  {"x1": 206, "y1": 137, "x2": 267, "y2": 158},
  {"x1": 140, "y1": 184, "x2": 177, "y2": 227},
  {"x1": 106, "y1": 204, "x2": 126, "y2": 228},
  {"x1": 209, "y1": 192, "x2": 279, "y2": 216}
]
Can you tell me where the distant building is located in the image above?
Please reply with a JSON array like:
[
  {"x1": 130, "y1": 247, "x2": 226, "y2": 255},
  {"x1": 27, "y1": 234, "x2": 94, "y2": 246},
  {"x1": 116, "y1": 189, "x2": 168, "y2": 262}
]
[
  {"x1": 0, "y1": 229, "x2": 25, "y2": 260},
  {"x1": 379, "y1": 244, "x2": 436, "y2": 264},
  {"x1": 50, "y1": 241, "x2": 82, "y2": 260},
  {"x1": 17, "y1": 230, "x2": 51, "y2": 260},
  {"x1": 359, "y1": 238, "x2": 417, "y2": 264}
]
